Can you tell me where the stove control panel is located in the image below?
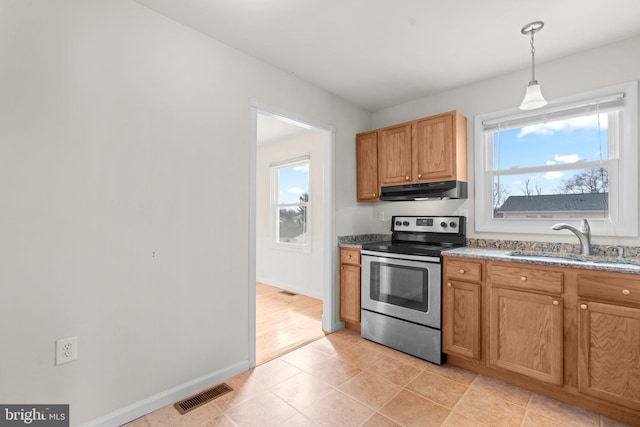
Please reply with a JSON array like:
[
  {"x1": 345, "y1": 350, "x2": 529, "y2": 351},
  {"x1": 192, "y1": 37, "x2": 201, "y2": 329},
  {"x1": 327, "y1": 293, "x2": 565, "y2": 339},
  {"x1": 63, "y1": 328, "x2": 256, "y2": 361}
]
[{"x1": 392, "y1": 216, "x2": 464, "y2": 234}]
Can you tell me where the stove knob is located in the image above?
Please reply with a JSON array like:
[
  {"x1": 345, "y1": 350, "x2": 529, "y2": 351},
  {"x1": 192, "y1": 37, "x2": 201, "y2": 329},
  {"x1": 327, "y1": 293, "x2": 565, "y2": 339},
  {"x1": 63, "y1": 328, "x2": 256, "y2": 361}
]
[
  {"x1": 449, "y1": 222, "x2": 457, "y2": 228},
  {"x1": 395, "y1": 221, "x2": 402, "y2": 226},
  {"x1": 440, "y1": 221, "x2": 448, "y2": 228},
  {"x1": 402, "y1": 221, "x2": 410, "y2": 226}
]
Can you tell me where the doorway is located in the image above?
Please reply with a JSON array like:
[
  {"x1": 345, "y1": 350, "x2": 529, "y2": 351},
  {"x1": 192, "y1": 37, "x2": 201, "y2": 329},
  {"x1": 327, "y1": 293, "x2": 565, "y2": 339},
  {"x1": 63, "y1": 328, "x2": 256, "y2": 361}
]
[{"x1": 249, "y1": 101, "x2": 337, "y2": 367}]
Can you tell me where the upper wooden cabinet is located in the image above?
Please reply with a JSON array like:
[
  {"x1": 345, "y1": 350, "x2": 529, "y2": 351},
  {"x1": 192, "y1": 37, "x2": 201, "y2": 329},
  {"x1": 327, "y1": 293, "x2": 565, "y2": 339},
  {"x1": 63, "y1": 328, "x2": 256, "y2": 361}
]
[
  {"x1": 356, "y1": 110, "x2": 468, "y2": 201},
  {"x1": 413, "y1": 112, "x2": 467, "y2": 183},
  {"x1": 356, "y1": 131, "x2": 379, "y2": 202},
  {"x1": 378, "y1": 111, "x2": 467, "y2": 186},
  {"x1": 378, "y1": 123, "x2": 413, "y2": 186}
]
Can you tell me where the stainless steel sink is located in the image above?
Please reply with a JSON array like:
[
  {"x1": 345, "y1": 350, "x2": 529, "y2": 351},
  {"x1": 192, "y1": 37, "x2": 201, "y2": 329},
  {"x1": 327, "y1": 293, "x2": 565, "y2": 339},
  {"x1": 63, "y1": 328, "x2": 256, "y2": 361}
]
[{"x1": 506, "y1": 251, "x2": 640, "y2": 269}]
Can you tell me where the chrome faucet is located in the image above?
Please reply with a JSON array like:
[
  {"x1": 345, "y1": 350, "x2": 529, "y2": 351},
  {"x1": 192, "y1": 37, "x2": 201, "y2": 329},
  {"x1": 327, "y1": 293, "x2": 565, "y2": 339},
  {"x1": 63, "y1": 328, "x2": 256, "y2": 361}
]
[{"x1": 552, "y1": 219, "x2": 591, "y2": 255}]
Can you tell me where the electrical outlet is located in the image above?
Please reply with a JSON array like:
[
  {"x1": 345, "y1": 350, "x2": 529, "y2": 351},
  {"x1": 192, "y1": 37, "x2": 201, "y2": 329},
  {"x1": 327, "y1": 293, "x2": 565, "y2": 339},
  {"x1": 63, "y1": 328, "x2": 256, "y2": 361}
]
[
  {"x1": 55, "y1": 336, "x2": 78, "y2": 365},
  {"x1": 378, "y1": 211, "x2": 385, "y2": 221}
]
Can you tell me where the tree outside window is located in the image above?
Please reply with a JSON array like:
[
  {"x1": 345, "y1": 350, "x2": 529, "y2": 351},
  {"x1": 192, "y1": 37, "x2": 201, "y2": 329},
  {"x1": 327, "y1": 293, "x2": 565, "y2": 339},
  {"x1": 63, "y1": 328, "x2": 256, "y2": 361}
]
[
  {"x1": 491, "y1": 114, "x2": 609, "y2": 220},
  {"x1": 272, "y1": 157, "x2": 310, "y2": 248}
]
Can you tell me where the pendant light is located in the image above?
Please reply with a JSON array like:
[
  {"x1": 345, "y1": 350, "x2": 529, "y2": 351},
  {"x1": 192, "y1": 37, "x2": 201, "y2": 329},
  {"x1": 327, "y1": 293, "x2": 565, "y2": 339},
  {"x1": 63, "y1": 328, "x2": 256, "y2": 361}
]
[{"x1": 519, "y1": 21, "x2": 547, "y2": 110}]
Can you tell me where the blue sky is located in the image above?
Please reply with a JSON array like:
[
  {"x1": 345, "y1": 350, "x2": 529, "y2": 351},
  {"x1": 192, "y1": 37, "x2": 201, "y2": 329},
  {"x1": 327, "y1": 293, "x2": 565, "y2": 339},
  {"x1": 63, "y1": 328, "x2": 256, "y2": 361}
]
[
  {"x1": 493, "y1": 113, "x2": 608, "y2": 196},
  {"x1": 277, "y1": 162, "x2": 309, "y2": 204}
]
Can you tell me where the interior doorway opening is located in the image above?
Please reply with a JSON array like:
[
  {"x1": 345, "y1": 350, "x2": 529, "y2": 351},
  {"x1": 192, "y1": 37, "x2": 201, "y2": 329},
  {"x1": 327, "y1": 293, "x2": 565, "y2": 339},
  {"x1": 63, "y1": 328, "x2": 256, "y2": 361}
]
[
  {"x1": 255, "y1": 282, "x2": 323, "y2": 364},
  {"x1": 249, "y1": 103, "x2": 336, "y2": 366}
]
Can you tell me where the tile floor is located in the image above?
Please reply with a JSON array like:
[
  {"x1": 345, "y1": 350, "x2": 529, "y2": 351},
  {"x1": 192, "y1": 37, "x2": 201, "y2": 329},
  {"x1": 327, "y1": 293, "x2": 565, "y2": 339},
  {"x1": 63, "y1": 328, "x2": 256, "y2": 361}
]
[{"x1": 125, "y1": 329, "x2": 635, "y2": 427}]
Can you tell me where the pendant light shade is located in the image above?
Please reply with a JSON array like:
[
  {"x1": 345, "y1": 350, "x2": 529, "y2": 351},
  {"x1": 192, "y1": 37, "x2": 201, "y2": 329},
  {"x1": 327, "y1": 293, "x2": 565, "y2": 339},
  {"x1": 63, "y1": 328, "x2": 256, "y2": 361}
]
[
  {"x1": 520, "y1": 81, "x2": 547, "y2": 110},
  {"x1": 519, "y1": 21, "x2": 546, "y2": 110}
]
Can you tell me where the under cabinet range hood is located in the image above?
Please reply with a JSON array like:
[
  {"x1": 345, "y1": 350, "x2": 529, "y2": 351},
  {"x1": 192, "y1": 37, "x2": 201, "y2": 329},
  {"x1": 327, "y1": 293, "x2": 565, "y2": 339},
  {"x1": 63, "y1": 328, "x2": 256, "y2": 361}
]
[{"x1": 379, "y1": 180, "x2": 467, "y2": 201}]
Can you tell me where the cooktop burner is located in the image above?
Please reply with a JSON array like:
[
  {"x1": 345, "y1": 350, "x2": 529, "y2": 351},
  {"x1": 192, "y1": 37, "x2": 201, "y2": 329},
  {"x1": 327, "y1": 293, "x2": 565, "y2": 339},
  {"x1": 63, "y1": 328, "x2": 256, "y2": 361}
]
[
  {"x1": 361, "y1": 242, "x2": 463, "y2": 257},
  {"x1": 362, "y1": 215, "x2": 466, "y2": 257}
]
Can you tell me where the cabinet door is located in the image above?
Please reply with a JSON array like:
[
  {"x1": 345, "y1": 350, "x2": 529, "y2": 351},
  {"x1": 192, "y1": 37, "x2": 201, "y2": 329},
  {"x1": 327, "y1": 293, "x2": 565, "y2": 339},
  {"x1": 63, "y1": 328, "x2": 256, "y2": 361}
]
[
  {"x1": 444, "y1": 280, "x2": 481, "y2": 359},
  {"x1": 413, "y1": 113, "x2": 454, "y2": 182},
  {"x1": 378, "y1": 123, "x2": 413, "y2": 185},
  {"x1": 340, "y1": 264, "x2": 361, "y2": 323},
  {"x1": 356, "y1": 131, "x2": 379, "y2": 202},
  {"x1": 578, "y1": 301, "x2": 640, "y2": 410},
  {"x1": 489, "y1": 287, "x2": 563, "y2": 385}
]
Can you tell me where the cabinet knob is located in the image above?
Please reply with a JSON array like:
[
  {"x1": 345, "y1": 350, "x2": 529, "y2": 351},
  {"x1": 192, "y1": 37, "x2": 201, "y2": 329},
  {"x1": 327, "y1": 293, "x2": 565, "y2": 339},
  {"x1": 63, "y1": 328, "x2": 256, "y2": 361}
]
[
  {"x1": 580, "y1": 304, "x2": 588, "y2": 310},
  {"x1": 520, "y1": 276, "x2": 527, "y2": 282},
  {"x1": 622, "y1": 289, "x2": 631, "y2": 296},
  {"x1": 418, "y1": 174, "x2": 422, "y2": 178},
  {"x1": 553, "y1": 300, "x2": 560, "y2": 306},
  {"x1": 372, "y1": 193, "x2": 376, "y2": 197},
  {"x1": 459, "y1": 269, "x2": 465, "y2": 274},
  {"x1": 341, "y1": 266, "x2": 344, "y2": 270},
  {"x1": 347, "y1": 255, "x2": 352, "y2": 259},
  {"x1": 405, "y1": 176, "x2": 410, "y2": 180},
  {"x1": 447, "y1": 282, "x2": 452, "y2": 287}
]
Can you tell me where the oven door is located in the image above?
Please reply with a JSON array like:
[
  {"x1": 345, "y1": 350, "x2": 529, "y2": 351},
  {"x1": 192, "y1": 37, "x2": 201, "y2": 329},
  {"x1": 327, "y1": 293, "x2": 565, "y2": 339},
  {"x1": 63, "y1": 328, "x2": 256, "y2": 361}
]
[{"x1": 361, "y1": 250, "x2": 442, "y2": 328}]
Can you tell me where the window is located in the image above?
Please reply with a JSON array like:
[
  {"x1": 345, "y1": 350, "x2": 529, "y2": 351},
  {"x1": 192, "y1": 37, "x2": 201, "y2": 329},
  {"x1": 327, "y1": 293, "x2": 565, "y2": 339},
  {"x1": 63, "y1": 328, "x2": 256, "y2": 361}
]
[
  {"x1": 271, "y1": 155, "x2": 310, "y2": 248},
  {"x1": 474, "y1": 81, "x2": 638, "y2": 236}
]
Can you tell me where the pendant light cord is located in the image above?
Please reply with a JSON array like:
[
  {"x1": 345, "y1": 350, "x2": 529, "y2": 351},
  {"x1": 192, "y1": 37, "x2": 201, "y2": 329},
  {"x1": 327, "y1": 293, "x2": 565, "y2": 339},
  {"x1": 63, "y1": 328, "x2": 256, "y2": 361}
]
[
  {"x1": 496, "y1": 123, "x2": 502, "y2": 215},
  {"x1": 530, "y1": 31, "x2": 537, "y2": 83}
]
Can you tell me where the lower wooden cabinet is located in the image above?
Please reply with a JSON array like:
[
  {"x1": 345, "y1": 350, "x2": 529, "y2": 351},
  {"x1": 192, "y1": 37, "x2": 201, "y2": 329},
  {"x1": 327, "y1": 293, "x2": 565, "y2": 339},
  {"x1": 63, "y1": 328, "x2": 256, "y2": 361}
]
[
  {"x1": 489, "y1": 287, "x2": 564, "y2": 385},
  {"x1": 443, "y1": 279, "x2": 481, "y2": 359},
  {"x1": 443, "y1": 258, "x2": 483, "y2": 360},
  {"x1": 487, "y1": 262, "x2": 564, "y2": 385},
  {"x1": 578, "y1": 301, "x2": 640, "y2": 411},
  {"x1": 339, "y1": 248, "x2": 361, "y2": 328},
  {"x1": 577, "y1": 272, "x2": 640, "y2": 412},
  {"x1": 441, "y1": 257, "x2": 640, "y2": 424}
]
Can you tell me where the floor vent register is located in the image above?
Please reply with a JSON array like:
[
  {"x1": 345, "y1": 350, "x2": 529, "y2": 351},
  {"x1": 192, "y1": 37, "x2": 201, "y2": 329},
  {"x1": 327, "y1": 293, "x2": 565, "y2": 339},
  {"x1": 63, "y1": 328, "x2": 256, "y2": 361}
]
[{"x1": 174, "y1": 383, "x2": 233, "y2": 414}]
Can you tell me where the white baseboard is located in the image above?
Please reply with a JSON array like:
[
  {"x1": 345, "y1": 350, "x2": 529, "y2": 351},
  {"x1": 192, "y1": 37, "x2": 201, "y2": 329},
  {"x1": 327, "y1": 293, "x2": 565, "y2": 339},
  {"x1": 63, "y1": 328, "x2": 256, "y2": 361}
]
[
  {"x1": 324, "y1": 315, "x2": 345, "y2": 334},
  {"x1": 80, "y1": 360, "x2": 250, "y2": 427}
]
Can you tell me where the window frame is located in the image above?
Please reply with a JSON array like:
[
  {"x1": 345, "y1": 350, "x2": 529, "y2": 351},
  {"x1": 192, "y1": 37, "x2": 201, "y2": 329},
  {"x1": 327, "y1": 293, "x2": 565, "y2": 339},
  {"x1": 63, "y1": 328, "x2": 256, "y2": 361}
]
[
  {"x1": 270, "y1": 155, "x2": 311, "y2": 251},
  {"x1": 474, "y1": 81, "x2": 638, "y2": 237}
]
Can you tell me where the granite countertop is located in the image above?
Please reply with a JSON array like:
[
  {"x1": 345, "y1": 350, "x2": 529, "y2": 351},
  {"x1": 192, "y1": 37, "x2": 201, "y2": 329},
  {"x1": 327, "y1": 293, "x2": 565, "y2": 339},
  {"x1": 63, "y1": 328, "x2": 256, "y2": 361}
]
[
  {"x1": 338, "y1": 234, "x2": 391, "y2": 248},
  {"x1": 337, "y1": 234, "x2": 640, "y2": 274},
  {"x1": 444, "y1": 247, "x2": 640, "y2": 274}
]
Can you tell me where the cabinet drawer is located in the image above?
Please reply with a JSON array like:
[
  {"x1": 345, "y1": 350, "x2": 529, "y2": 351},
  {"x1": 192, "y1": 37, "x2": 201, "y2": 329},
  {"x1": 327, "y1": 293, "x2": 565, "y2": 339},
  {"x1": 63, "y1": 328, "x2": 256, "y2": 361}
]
[
  {"x1": 340, "y1": 248, "x2": 361, "y2": 266},
  {"x1": 577, "y1": 273, "x2": 640, "y2": 306},
  {"x1": 488, "y1": 263, "x2": 563, "y2": 294},
  {"x1": 446, "y1": 259, "x2": 482, "y2": 282}
]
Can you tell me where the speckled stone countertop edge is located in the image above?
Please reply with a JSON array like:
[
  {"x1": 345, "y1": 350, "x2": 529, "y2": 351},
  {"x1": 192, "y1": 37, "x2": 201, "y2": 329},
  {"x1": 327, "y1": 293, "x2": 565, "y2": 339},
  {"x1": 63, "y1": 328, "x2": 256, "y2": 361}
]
[
  {"x1": 465, "y1": 238, "x2": 640, "y2": 258},
  {"x1": 443, "y1": 247, "x2": 640, "y2": 275},
  {"x1": 338, "y1": 234, "x2": 391, "y2": 248}
]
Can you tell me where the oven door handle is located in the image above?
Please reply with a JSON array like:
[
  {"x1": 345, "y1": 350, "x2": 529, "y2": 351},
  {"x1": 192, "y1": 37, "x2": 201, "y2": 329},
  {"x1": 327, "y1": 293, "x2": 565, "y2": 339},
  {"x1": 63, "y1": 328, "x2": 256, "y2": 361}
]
[{"x1": 361, "y1": 250, "x2": 440, "y2": 263}]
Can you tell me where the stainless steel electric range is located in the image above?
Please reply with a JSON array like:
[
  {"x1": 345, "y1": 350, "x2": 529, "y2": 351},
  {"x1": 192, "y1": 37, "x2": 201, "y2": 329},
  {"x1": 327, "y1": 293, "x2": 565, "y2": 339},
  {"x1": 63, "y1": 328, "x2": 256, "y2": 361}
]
[{"x1": 360, "y1": 215, "x2": 466, "y2": 364}]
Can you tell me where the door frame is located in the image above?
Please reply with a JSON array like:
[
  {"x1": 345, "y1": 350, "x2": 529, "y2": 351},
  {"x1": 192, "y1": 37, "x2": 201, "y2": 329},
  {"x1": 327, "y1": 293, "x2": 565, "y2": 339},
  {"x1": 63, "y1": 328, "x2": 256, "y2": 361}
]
[{"x1": 249, "y1": 99, "x2": 338, "y2": 368}]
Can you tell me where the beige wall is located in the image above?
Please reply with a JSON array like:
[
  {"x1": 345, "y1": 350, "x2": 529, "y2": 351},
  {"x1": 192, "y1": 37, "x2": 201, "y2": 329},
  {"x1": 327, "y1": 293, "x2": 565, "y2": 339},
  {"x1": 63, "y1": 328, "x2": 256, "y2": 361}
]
[{"x1": 0, "y1": 0, "x2": 370, "y2": 424}]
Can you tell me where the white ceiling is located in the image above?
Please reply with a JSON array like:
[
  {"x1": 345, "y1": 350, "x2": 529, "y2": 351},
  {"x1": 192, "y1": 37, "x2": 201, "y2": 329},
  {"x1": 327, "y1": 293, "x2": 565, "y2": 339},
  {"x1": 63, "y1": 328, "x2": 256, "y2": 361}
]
[
  {"x1": 134, "y1": 0, "x2": 640, "y2": 112},
  {"x1": 257, "y1": 112, "x2": 317, "y2": 146}
]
